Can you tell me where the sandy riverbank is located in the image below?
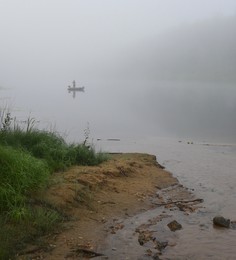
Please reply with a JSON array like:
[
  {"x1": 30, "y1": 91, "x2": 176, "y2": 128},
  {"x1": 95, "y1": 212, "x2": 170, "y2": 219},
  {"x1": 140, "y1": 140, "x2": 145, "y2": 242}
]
[{"x1": 17, "y1": 153, "x2": 201, "y2": 259}]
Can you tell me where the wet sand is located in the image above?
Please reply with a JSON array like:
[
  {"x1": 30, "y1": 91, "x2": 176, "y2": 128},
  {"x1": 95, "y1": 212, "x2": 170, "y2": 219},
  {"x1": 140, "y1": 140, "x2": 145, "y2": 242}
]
[{"x1": 16, "y1": 153, "x2": 202, "y2": 259}]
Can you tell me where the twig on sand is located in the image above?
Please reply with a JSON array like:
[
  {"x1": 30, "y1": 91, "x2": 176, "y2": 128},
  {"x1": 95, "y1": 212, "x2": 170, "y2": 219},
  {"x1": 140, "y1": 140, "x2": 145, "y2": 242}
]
[
  {"x1": 101, "y1": 201, "x2": 116, "y2": 205},
  {"x1": 67, "y1": 248, "x2": 104, "y2": 258},
  {"x1": 154, "y1": 198, "x2": 203, "y2": 206}
]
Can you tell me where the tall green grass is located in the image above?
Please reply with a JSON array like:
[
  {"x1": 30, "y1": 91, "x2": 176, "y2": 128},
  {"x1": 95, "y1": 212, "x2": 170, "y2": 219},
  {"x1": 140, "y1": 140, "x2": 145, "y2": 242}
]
[
  {"x1": 0, "y1": 129, "x2": 109, "y2": 171},
  {"x1": 0, "y1": 145, "x2": 53, "y2": 258},
  {"x1": 68, "y1": 143, "x2": 110, "y2": 166},
  {"x1": 0, "y1": 145, "x2": 49, "y2": 214},
  {"x1": 0, "y1": 117, "x2": 109, "y2": 258},
  {"x1": 0, "y1": 129, "x2": 69, "y2": 171}
]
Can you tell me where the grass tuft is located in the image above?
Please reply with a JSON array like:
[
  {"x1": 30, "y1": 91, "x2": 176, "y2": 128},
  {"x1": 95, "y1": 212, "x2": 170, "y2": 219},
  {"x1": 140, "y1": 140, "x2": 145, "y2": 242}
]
[
  {"x1": 0, "y1": 145, "x2": 50, "y2": 214},
  {"x1": 0, "y1": 129, "x2": 69, "y2": 171},
  {"x1": 0, "y1": 113, "x2": 109, "y2": 258},
  {"x1": 31, "y1": 207, "x2": 62, "y2": 235},
  {"x1": 0, "y1": 129, "x2": 109, "y2": 171},
  {"x1": 68, "y1": 144, "x2": 110, "y2": 166}
]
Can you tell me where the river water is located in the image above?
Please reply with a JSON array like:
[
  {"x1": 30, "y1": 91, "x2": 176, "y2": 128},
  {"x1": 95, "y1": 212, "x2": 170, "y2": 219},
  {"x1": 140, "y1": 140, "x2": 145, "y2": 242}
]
[{"x1": 95, "y1": 137, "x2": 236, "y2": 259}]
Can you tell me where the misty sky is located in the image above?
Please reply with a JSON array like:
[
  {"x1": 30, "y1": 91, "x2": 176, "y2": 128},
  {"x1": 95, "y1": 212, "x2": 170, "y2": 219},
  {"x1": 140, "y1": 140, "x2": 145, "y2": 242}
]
[{"x1": 1, "y1": 1, "x2": 236, "y2": 143}]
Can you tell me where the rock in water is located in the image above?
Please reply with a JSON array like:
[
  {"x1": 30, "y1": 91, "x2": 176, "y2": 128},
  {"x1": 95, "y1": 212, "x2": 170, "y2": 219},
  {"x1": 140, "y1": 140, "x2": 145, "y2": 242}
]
[
  {"x1": 167, "y1": 220, "x2": 182, "y2": 231},
  {"x1": 213, "y1": 216, "x2": 230, "y2": 228}
]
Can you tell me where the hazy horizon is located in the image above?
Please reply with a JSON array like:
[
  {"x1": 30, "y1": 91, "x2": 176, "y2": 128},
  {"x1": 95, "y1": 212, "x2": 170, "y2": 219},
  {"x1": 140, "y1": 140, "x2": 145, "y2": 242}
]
[{"x1": 1, "y1": 1, "x2": 236, "y2": 143}]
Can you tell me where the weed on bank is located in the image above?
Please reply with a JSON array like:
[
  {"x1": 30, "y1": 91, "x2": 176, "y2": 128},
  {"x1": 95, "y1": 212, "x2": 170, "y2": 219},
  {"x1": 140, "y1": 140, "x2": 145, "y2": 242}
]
[
  {"x1": 0, "y1": 128, "x2": 108, "y2": 258},
  {"x1": 0, "y1": 129, "x2": 109, "y2": 171}
]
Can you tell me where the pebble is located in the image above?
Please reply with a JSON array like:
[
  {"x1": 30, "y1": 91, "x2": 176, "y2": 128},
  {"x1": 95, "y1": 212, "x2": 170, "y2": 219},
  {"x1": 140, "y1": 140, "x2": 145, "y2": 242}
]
[
  {"x1": 167, "y1": 220, "x2": 182, "y2": 231},
  {"x1": 213, "y1": 216, "x2": 230, "y2": 228}
]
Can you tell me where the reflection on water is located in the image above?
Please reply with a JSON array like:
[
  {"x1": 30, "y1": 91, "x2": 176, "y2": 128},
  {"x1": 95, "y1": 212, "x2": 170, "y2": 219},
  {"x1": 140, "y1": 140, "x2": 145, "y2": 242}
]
[
  {"x1": 95, "y1": 137, "x2": 236, "y2": 259},
  {"x1": 67, "y1": 80, "x2": 85, "y2": 99}
]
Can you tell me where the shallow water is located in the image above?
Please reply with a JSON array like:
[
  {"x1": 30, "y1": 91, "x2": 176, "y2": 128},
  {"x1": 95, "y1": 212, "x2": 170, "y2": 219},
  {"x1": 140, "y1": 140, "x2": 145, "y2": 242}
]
[{"x1": 95, "y1": 137, "x2": 236, "y2": 259}]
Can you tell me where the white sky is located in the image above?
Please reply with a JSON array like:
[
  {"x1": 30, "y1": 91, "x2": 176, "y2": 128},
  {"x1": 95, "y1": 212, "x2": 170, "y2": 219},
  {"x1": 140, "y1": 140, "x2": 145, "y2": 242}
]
[{"x1": 1, "y1": 0, "x2": 236, "y2": 86}]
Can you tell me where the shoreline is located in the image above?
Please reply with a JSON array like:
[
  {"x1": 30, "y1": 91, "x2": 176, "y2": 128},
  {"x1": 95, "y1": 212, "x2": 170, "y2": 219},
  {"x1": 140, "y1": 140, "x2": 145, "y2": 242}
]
[{"x1": 17, "y1": 153, "x2": 202, "y2": 259}]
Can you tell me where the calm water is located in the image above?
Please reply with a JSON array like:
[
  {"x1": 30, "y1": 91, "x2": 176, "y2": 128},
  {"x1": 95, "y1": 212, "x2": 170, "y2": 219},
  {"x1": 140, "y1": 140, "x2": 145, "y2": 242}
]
[
  {"x1": 2, "y1": 80, "x2": 236, "y2": 144},
  {"x1": 95, "y1": 137, "x2": 236, "y2": 259}
]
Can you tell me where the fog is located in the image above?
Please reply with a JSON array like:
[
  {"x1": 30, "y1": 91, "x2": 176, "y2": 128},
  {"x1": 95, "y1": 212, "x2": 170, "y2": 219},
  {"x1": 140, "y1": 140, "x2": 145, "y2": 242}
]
[{"x1": 0, "y1": 0, "x2": 236, "y2": 143}]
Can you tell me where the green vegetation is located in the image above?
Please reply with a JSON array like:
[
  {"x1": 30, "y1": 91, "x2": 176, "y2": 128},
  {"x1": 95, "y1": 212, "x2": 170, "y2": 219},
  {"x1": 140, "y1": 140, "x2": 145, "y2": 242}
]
[
  {"x1": 0, "y1": 129, "x2": 108, "y2": 172},
  {"x1": 0, "y1": 112, "x2": 109, "y2": 259},
  {"x1": 0, "y1": 145, "x2": 49, "y2": 213}
]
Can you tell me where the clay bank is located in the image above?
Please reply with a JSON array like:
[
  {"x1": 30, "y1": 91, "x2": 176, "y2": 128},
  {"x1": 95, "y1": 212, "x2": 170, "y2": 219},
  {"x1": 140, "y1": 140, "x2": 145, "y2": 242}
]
[{"x1": 16, "y1": 153, "x2": 204, "y2": 260}]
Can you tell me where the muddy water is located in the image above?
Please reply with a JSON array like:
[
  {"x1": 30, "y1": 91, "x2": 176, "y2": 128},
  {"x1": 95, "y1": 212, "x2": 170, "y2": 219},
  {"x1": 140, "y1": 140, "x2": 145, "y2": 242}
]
[{"x1": 95, "y1": 137, "x2": 236, "y2": 259}]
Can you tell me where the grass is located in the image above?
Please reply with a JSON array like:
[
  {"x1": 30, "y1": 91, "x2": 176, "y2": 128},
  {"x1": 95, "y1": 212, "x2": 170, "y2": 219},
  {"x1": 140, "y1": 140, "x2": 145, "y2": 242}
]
[
  {"x1": 68, "y1": 143, "x2": 110, "y2": 166},
  {"x1": 0, "y1": 145, "x2": 50, "y2": 213},
  {"x1": 0, "y1": 129, "x2": 109, "y2": 171},
  {"x1": 0, "y1": 145, "x2": 53, "y2": 259},
  {"x1": 0, "y1": 119, "x2": 109, "y2": 259},
  {"x1": 0, "y1": 206, "x2": 63, "y2": 259}
]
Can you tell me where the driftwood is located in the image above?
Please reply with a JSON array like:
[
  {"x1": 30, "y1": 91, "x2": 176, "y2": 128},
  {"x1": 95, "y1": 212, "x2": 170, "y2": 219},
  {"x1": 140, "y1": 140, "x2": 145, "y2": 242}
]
[
  {"x1": 68, "y1": 248, "x2": 104, "y2": 258},
  {"x1": 154, "y1": 198, "x2": 203, "y2": 206}
]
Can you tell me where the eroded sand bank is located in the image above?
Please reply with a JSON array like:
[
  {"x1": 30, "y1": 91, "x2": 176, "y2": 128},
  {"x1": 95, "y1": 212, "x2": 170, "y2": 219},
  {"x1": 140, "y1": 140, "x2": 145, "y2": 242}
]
[{"x1": 17, "y1": 153, "x2": 202, "y2": 259}]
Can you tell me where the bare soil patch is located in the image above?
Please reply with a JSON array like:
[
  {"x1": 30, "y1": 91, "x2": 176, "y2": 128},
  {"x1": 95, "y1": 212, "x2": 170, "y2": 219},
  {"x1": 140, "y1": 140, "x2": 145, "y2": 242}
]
[{"x1": 16, "y1": 153, "x2": 180, "y2": 259}]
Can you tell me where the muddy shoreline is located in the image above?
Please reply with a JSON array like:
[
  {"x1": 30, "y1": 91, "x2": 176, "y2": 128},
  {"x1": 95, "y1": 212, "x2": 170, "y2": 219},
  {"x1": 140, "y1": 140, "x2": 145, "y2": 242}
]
[{"x1": 17, "y1": 153, "x2": 203, "y2": 259}]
